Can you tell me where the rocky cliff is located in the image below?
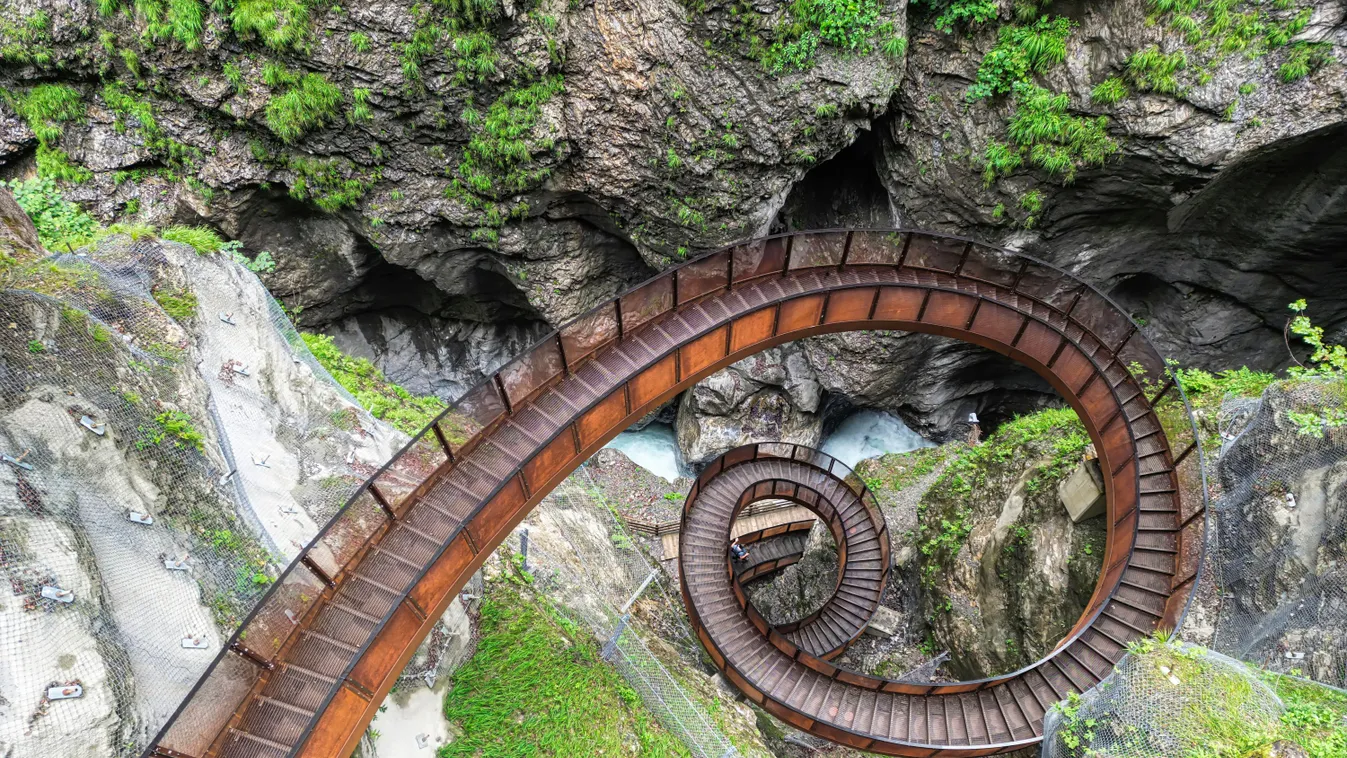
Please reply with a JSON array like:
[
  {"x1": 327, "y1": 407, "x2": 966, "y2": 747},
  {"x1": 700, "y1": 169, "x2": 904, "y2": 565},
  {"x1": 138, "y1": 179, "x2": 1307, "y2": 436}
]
[{"x1": 6, "y1": 0, "x2": 1342, "y2": 450}]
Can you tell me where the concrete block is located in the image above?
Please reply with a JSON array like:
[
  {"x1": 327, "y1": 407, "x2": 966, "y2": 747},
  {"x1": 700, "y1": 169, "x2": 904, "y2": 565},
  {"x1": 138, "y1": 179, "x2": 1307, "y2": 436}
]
[
  {"x1": 864, "y1": 605, "x2": 904, "y2": 638},
  {"x1": 1058, "y1": 460, "x2": 1105, "y2": 523}
]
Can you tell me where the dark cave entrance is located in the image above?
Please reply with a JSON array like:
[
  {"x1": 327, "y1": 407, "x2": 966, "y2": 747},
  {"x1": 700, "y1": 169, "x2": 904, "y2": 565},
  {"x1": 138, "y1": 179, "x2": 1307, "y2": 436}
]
[{"x1": 773, "y1": 129, "x2": 893, "y2": 231}]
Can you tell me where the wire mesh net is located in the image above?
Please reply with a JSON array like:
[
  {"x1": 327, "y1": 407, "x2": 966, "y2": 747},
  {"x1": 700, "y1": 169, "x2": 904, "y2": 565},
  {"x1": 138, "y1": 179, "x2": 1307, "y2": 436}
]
[
  {"x1": 0, "y1": 235, "x2": 400, "y2": 755},
  {"x1": 1042, "y1": 378, "x2": 1347, "y2": 756},
  {"x1": 1206, "y1": 381, "x2": 1346, "y2": 687},
  {"x1": 518, "y1": 468, "x2": 738, "y2": 758}
]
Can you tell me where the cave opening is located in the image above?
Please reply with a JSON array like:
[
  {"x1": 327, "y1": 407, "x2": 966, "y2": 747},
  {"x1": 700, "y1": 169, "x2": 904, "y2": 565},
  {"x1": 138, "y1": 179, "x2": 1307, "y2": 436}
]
[{"x1": 772, "y1": 129, "x2": 894, "y2": 232}]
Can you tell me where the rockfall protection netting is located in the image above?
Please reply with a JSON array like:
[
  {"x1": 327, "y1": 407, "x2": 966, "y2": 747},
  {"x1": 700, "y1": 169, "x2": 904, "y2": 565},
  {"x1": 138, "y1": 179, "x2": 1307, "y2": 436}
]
[
  {"x1": 0, "y1": 236, "x2": 400, "y2": 755},
  {"x1": 1042, "y1": 379, "x2": 1347, "y2": 756},
  {"x1": 1041, "y1": 643, "x2": 1299, "y2": 758},
  {"x1": 516, "y1": 468, "x2": 739, "y2": 758}
]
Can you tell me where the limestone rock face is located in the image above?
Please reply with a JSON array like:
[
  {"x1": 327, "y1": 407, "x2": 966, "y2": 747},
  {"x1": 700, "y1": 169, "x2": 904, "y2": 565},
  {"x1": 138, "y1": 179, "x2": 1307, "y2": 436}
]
[
  {"x1": 675, "y1": 345, "x2": 825, "y2": 464},
  {"x1": 880, "y1": 1, "x2": 1347, "y2": 370},
  {"x1": 909, "y1": 420, "x2": 1105, "y2": 680},
  {"x1": 0, "y1": 0, "x2": 905, "y2": 404},
  {"x1": 746, "y1": 520, "x2": 838, "y2": 626}
]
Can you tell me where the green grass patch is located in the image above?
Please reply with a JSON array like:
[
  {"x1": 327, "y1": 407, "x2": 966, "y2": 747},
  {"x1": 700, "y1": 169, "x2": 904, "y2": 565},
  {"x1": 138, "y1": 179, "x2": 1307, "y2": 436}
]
[
  {"x1": 452, "y1": 75, "x2": 564, "y2": 200},
  {"x1": 9, "y1": 83, "x2": 85, "y2": 144},
  {"x1": 856, "y1": 445, "x2": 951, "y2": 495},
  {"x1": 161, "y1": 225, "x2": 225, "y2": 254},
  {"x1": 285, "y1": 155, "x2": 377, "y2": 212},
  {"x1": 264, "y1": 68, "x2": 342, "y2": 143},
  {"x1": 439, "y1": 582, "x2": 689, "y2": 757},
  {"x1": 301, "y1": 332, "x2": 445, "y2": 435},
  {"x1": 226, "y1": 0, "x2": 312, "y2": 51}
]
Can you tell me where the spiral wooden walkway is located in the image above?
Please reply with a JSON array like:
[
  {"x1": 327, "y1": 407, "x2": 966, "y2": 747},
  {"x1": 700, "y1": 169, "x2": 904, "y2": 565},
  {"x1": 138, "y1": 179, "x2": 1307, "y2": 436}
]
[
  {"x1": 149, "y1": 230, "x2": 1205, "y2": 758},
  {"x1": 689, "y1": 448, "x2": 890, "y2": 660}
]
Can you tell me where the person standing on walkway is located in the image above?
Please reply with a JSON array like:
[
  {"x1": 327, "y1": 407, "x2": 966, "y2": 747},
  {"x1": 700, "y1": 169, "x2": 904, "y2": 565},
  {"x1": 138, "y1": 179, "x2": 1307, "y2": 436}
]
[{"x1": 967, "y1": 412, "x2": 982, "y2": 446}]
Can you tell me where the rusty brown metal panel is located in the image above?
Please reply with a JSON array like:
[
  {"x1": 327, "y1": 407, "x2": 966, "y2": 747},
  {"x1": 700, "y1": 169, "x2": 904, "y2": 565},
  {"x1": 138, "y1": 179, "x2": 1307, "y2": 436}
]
[
  {"x1": 732, "y1": 236, "x2": 789, "y2": 283},
  {"x1": 629, "y1": 354, "x2": 677, "y2": 409},
  {"x1": 777, "y1": 293, "x2": 826, "y2": 334},
  {"x1": 848, "y1": 231, "x2": 905, "y2": 265},
  {"x1": 576, "y1": 391, "x2": 627, "y2": 451},
  {"x1": 872, "y1": 286, "x2": 925, "y2": 322},
  {"x1": 968, "y1": 302, "x2": 1022, "y2": 347},
  {"x1": 1052, "y1": 345, "x2": 1095, "y2": 397},
  {"x1": 347, "y1": 601, "x2": 422, "y2": 694},
  {"x1": 678, "y1": 250, "x2": 730, "y2": 303},
  {"x1": 295, "y1": 685, "x2": 370, "y2": 758},
  {"x1": 467, "y1": 476, "x2": 527, "y2": 551},
  {"x1": 1014, "y1": 320, "x2": 1061, "y2": 367},
  {"x1": 680, "y1": 325, "x2": 730, "y2": 379},
  {"x1": 1101, "y1": 422, "x2": 1132, "y2": 475},
  {"x1": 1078, "y1": 376, "x2": 1119, "y2": 432},
  {"x1": 522, "y1": 433, "x2": 578, "y2": 497},
  {"x1": 408, "y1": 535, "x2": 475, "y2": 613},
  {"x1": 823, "y1": 287, "x2": 877, "y2": 324},
  {"x1": 789, "y1": 232, "x2": 846, "y2": 269},
  {"x1": 559, "y1": 303, "x2": 619, "y2": 369},
  {"x1": 730, "y1": 307, "x2": 777, "y2": 352},
  {"x1": 922, "y1": 291, "x2": 977, "y2": 329}
]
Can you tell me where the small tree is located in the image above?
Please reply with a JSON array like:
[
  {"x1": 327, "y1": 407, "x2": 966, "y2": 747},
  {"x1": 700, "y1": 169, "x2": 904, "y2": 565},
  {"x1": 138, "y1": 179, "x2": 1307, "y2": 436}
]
[{"x1": 1285, "y1": 299, "x2": 1347, "y2": 437}]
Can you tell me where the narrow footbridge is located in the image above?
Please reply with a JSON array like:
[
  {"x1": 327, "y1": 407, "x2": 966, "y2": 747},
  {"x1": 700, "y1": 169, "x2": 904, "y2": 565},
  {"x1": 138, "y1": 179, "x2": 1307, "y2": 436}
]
[{"x1": 148, "y1": 230, "x2": 1207, "y2": 758}]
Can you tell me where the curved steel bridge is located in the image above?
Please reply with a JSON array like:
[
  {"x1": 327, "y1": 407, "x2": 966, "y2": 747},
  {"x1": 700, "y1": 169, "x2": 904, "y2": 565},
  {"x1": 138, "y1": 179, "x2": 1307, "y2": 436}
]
[{"x1": 148, "y1": 230, "x2": 1207, "y2": 758}]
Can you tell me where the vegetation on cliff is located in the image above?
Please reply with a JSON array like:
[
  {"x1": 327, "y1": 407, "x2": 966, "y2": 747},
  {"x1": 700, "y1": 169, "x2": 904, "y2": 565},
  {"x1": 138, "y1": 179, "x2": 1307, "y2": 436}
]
[
  {"x1": 439, "y1": 578, "x2": 688, "y2": 757},
  {"x1": 301, "y1": 333, "x2": 446, "y2": 435}
]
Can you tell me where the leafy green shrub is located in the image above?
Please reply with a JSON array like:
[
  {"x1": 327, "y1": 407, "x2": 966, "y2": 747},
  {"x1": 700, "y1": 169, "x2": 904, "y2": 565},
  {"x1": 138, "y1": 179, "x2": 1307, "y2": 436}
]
[
  {"x1": 932, "y1": 0, "x2": 998, "y2": 33},
  {"x1": 1090, "y1": 76, "x2": 1129, "y2": 105},
  {"x1": 755, "y1": 0, "x2": 901, "y2": 72},
  {"x1": 348, "y1": 31, "x2": 371, "y2": 51},
  {"x1": 27, "y1": 340, "x2": 45, "y2": 353},
  {"x1": 264, "y1": 71, "x2": 342, "y2": 143},
  {"x1": 5, "y1": 178, "x2": 99, "y2": 251},
  {"x1": 154, "y1": 410, "x2": 205, "y2": 451},
  {"x1": 161, "y1": 225, "x2": 224, "y2": 254},
  {"x1": 967, "y1": 16, "x2": 1073, "y2": 100},
  {"x1": 300, "y1": 332, "x2": 445, "y2": 434},
  {"x1": 1284, "y1": 299, "x2": 1347, "y2": 437}
]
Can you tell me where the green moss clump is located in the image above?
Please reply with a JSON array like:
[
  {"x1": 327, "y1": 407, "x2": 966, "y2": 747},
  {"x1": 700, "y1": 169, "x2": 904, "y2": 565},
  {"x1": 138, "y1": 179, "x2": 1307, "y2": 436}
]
[
  {"x1": 438, "y1": 581, "x2": 690, "y2": 757},
  {"x1": 301, "y1": 332, "x2": 445, "y2": 434},
  {"x1": 153, "y1": 287, "x2": 199, "y2": 322}
]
